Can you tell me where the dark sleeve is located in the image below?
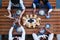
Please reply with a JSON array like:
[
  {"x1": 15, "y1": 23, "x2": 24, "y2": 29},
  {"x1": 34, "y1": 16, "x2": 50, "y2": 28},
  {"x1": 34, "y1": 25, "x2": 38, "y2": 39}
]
[{"x1": 42, "y1": 0, "x2": 48, "y2": 4}]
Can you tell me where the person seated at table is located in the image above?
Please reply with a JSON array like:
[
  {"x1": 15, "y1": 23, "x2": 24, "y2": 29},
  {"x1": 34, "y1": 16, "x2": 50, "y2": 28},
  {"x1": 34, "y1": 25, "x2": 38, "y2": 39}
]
[
  {"x1": 32, "y1": 26, "x2": 54, "y2": 40},
  {"x1": 8, "y1": 25, "x2": 26, "y2": 40},
  {"x1": 5, "y1": 0, "x2": 25, "y2": 19},
  {"x1": 32, "y1": 0, "x2": 53, "y2": 16}
]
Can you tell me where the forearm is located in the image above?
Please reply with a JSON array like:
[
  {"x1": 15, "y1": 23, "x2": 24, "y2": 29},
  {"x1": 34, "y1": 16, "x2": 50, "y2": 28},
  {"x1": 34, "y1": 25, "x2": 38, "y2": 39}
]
[
  {"x1": 8, "y1": 10, "x2": 11, "y2": 14},
  {"x1": 20, "y1": 9, "x2": 25, "y2": 18},
  {"x1": 33, "y1": 8, "x2": 36, "y2": 13},
  {"x1": 18, "y1": 18, "x2": 21, "y2": 26},
  {"x1": 20, "y1": 0, "x2": 25, "y2": 18},
  {"x1": 45, "y1": 28, "x2": 52, "y2": 34}
]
